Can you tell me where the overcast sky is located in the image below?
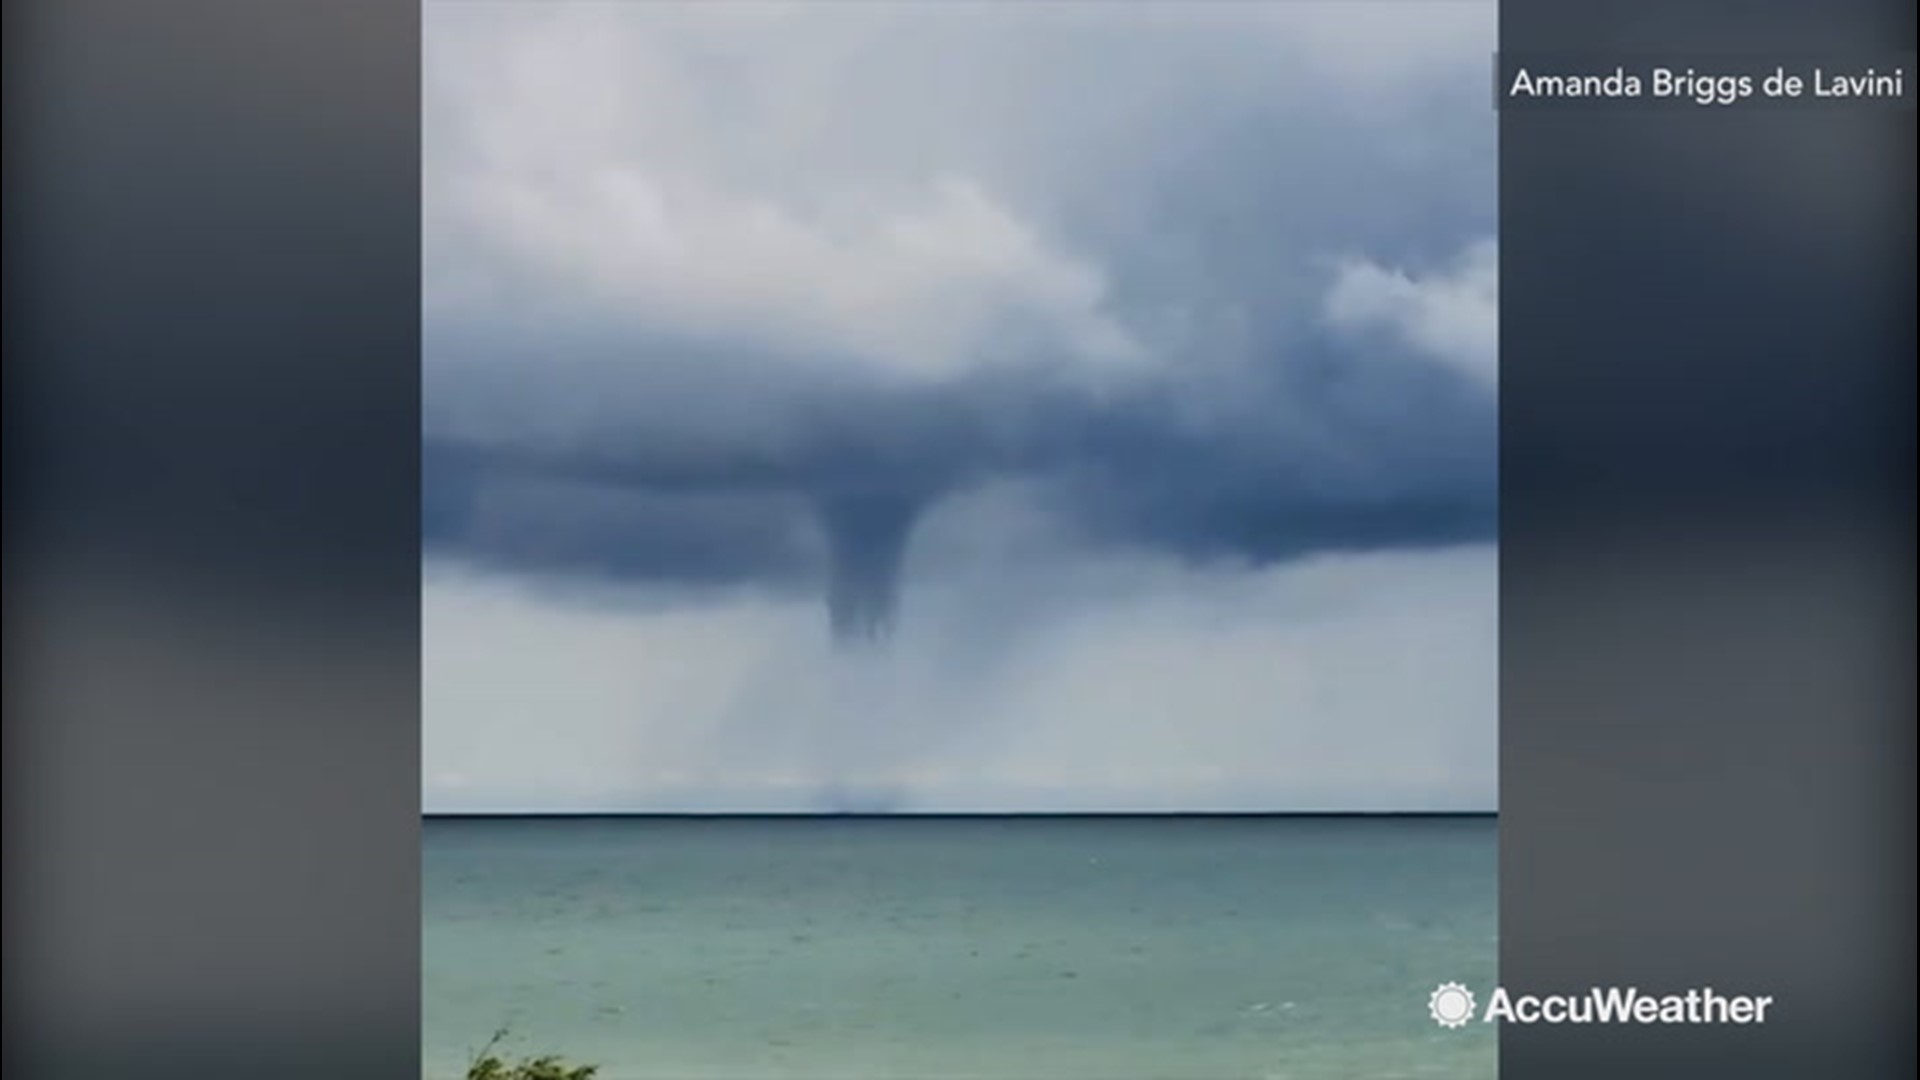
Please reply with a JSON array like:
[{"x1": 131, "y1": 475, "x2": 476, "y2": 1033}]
[{"x1": 422, "y1": 0, "x2": 1498, "y2": 814}]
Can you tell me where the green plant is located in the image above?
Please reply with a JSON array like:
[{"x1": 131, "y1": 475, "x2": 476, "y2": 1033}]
[{"x1": 465, "y1": 1028, "x2": 600, "y2": 1080}]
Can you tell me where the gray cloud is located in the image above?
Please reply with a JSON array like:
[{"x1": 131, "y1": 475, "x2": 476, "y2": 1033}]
[
  {"x1": 424, "y1": 2, "x2": 1497, "y2": 611},
  {"x1": 421, "y1": 0, "x2": 1498, "y2": 810}
]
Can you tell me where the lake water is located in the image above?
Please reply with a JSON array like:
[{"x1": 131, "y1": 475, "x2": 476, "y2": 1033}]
[{"x1": 423, "y1": 816, "x2": 1496, "y2": 1080}]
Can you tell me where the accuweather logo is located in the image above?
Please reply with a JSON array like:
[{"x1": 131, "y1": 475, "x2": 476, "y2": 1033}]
[
  {"x1": 1429, "y1": 983, "x2": 1776, "y2": 1027},
  {"x1": 1428, "y1": 982, "x2": 1478, "y2": 1028}
]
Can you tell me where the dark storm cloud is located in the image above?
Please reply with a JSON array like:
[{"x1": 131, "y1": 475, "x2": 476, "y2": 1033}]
[
  {"x1": 422, "y1": 321, "x2": 1496, "y2": 583},
  {"x1": 421, "y1": 0, "x2": 1498, "y2": 592},
  {"x1": 428, "y1": 474, "x2": 820, "y2": 589}
]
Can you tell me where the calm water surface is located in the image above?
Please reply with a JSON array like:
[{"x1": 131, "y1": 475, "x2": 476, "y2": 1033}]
[{"x1": 423, "y1": 817, "x2": 1496, "y2": 1080}]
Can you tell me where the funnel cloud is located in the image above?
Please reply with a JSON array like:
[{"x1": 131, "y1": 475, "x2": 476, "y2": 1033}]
[
  {"x1": 817, "y1": 491, "x2": 925, "y2": 645},
  {"x1": 422, "y1": 0, "x2": 1499, "y2": 813}
]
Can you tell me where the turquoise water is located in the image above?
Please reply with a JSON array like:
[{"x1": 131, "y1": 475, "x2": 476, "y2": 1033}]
[{"x1": 424, "y1": 817, "x2": 1496, "y2": 1080}]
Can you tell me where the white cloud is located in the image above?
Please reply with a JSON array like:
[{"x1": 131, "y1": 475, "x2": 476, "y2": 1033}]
[
  {"x1": 425, "y1": 1, "x2": 1495, "y2": 385},
  {"x1": 1324, "y1": 238, "x2": 1499, "y2": 387},
  {"x1": 425, "y1": 3, "x2": 1145, "y2": 383},
  {"x1": 443, "y1": 167, "x2": 1139, "y2": 381}
]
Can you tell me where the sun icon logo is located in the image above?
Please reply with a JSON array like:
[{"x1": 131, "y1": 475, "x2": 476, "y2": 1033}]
[{"x1": 1428, "y1": 982, "x2": 1477, "y2": 1028}]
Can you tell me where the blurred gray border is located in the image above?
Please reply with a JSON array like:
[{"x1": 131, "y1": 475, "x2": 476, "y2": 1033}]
[
  {"x1": 1500, "y1": 1, "x2": 1915, "y2": 1077},
  {"x1": 5, "y1": 2, "x2": 423, "y2": 1077}
]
